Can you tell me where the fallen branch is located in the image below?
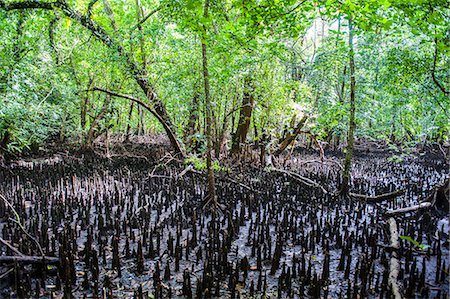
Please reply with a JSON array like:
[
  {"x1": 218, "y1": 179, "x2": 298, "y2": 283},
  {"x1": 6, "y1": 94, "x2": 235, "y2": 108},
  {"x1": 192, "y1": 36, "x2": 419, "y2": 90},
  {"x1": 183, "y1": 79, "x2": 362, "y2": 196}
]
[
  {"x1": 221, "y1": 175, "x2": 261, "y2": 194},
  {"x1": 178, "y1": 165, "x2": 259, "y2": 193},
  {"x1": 270, "y1": 167, "x2": 329, "y2": 194},
  {"x1": 0, "y1": 268, "x2": 14, "y2": 279},
  {"x1": 385, "y1": 202, "x2": 433, "y2": 216},
  {"x1": 349, "y1": 190, "x2": 405, "y2": 202},
  {"x1": 385, "y1": 179, "x2": 448, "y2": 216},
  {"x1": 387, "y1": 217, "x2": 402, "y2": 299},
  {"x1": 0, "y1": 237, "x2": 24, "y2": 256},
  {"x1": 0, "y1": 255, "x2": 59, "y2": 264},
  {"x1": 0, "y1": 194, "x2": 45, "y2": 257},
  {"x1": 298, "y1": 158, "x2": 343, "y2": 170},
  {"x1": 179, "y1": 165, "x2": 194, "y2": 177}
]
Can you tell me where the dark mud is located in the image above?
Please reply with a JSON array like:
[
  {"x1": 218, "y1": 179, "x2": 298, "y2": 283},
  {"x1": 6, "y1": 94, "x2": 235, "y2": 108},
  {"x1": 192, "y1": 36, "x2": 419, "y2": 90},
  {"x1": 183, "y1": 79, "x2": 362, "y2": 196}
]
[{"x1": 0, "y1": 149, "x2": 448, "y2": 298}]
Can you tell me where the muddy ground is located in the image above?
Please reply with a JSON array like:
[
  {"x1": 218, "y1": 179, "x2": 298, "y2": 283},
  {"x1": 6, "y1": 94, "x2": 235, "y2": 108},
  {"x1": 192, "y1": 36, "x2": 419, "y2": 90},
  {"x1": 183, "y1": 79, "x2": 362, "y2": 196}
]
[{"x1": 0, "y1": 141, "x2": 448, "y2": 298}]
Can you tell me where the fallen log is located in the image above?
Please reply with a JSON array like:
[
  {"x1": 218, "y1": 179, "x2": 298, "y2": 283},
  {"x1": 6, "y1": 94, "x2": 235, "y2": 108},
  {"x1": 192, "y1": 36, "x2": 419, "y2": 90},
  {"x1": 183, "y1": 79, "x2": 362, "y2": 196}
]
[
  {"x1": 387, "y1": 217, "x2": 402, "y2": 299},
  {"x1": 385, "y1": 202, "x2": 433, "y2": 216},
  {"x1": 385, "y1": 179, "x2": 448, "y2": 216},
  {"x1": 349, "y1": 190, "x2": 405, "y2": 202},
  {"x1": 270, "y1": 168, "x2": 329, "y2": 194},
  {"x1": 0, "y1": 255, "x2": 59, "y2": 264}
]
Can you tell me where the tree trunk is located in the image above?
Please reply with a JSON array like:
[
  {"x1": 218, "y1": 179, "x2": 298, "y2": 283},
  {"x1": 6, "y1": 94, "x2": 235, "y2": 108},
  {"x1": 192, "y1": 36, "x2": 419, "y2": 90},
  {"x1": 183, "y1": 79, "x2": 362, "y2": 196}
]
[
  {"x1": 231, "y1": 76, "x2": 254, "y2": 155},
  {"x1": 341, "y1": 17, "x2": 356, "y2": 194},
  {"x1": 86, "y1": 94, "x2": 111, "y2": 146},
  {"x1": 138, "y1": 105, "x2": 145, "y2": 135},
  {"x1": 81, "y1": 75, "x2": 94, "y2": 131},
  {"x1": 125, "y1": 102, "x2": 134, "y2": 142},
  {"x1": 184, "y1": 89, "x2": 200, "y2": 146},
  {"x1": 135, "y1": 0, "x2": 148, "y2": 74},
  {"x1": 201, "y1": 0, "x2": 217, "y2": 209}
]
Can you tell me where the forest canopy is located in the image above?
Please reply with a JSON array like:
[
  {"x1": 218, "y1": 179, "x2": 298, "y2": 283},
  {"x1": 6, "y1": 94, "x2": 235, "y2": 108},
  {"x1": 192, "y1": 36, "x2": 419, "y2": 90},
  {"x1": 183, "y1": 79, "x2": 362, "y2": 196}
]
[{"x1": 0, "y1": 0, "x2": 448, "y2": 157}]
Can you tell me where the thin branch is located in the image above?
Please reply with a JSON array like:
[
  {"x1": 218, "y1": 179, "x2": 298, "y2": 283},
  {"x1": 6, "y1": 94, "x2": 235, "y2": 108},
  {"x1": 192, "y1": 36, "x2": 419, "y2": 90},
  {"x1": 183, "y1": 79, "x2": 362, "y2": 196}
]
[
  {"x1": 0, "y1": 237, "x2": 24, "y2": 256},
  {"x1": 89, "y1": 87, "x2": 184, "y2": 157},
  {"x1": 86, "y1": 0, "x2": 99, "y2": 18},
  {"x1": 0, "y1": 194, "x2": 45, "y2": 257},
  {"x1": 0, "y1": 255, "x2": 59, "y2": 264},
  {"x1": 349, "y1": 190, "x2": 405, "y2": 202},
  {"x1": 270, "y1": 167, "x2": 329, "y2": 194},
  {"x1": 131, "y1": 5, "x2": 162, "y2": 31}
]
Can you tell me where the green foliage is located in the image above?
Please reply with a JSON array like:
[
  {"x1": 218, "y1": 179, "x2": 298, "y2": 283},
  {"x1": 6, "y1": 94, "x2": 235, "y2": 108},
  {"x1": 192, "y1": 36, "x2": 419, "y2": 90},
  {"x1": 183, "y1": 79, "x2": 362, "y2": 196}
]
[
  {"x1": 399, "y1": 235, "x2": 431, "y2": 251},
  {"x1": 0, "y1": 98, "x2": 66, "y2": 155},
  {"x1": 184, "y1": 155, "x2": 223, "y2": 172}
]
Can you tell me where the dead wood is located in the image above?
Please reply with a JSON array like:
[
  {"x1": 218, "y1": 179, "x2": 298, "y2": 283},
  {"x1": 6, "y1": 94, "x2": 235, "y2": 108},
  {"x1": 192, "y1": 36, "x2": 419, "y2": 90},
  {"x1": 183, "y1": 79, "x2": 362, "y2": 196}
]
[
  {"x1": 349, "y1": 190, "x2": 405, "y2": 202},
  {"x1": 0, "y1": 194, "x2": 45, "y2": 257},
  {"x1": 270, "y1": 167, "x2": 329, "y2": 194},
  {"x1": 0, "y1": 255, "x2": 59, "y2": 264},
  {"x1": 386, "y1": 202, "x2": 433, "y2": 216},
  {"x1": 0, "y1": 238, "x2": 24, "y2": 256},
  {"x1": 387, "y1": 217, "x2": 402, "y2": 299},
  {"x1": 385, "y1": 179, "x2": 448, "y2": 216},
  {"x1": 179, "y1": 164, "x2": 259, "y2": 193}
]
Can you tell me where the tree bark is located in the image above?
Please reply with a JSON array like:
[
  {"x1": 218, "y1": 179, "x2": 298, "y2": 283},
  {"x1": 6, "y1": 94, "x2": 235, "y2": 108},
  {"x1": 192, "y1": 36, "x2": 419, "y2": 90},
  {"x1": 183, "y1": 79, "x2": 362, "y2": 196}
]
[
  {"x1": 201, "y1": 0, "x2": 217, "y2": 209},
  {"x1": 1, "y1": 0, "x2": 183, "y2": 156},
  {"x1": 341, "y1": 17, "x2": 356, "y2": 194},
  {"x1": 85, "y1": 94, "x2": 111, "y2": 146},
  {"x1": 184, "y1": 89, "x2": 200, "y2": 146},
  {"x1": 231, "y1": 76, "x2": 254, "y2": 155},
  {"x1": 0, "y1": 255, "x2": 59, "y2": 264},
  {"x1": 387, "y1": 217, "x2": 402, "y2": 299},
  {"x1": 349, "y1": 190, "x2": 405, "y2": 202},
  {"x1": 125, "y1": 102, "x2": 134, "y2": 142}
]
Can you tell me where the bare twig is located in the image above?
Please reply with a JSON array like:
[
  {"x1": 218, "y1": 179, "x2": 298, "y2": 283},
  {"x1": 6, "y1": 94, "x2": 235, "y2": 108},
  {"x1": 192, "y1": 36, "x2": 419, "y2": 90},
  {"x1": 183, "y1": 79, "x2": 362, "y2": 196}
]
[
  {"x1": 349, "y1": 190, "x2": 405, "y2": 202},
  {"x1": 179, "y1": 165, "x2": 194, "y2": 177},
  {"x1": 0, "y1": 194, "x2": 45, "y2": 257},
  {"x1": 270, "y1": 167, "x2": 329, "y2": 194},
  {"x1": 0, "y1": 237, "x2": 24, "y2": 256},
  {"x1": 0, "y1": 268, "x2": 14, "y2": 279},
  {"x1": 298, "y1": 158, "x2": 343, "y2": 170}
]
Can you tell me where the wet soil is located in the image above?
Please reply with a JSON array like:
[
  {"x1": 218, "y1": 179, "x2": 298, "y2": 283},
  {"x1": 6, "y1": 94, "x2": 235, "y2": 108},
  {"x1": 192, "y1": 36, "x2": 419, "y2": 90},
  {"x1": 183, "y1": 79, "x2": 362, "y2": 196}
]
[{"x1": 0, "y1": 144, "x2": 448, "y2": 298}]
